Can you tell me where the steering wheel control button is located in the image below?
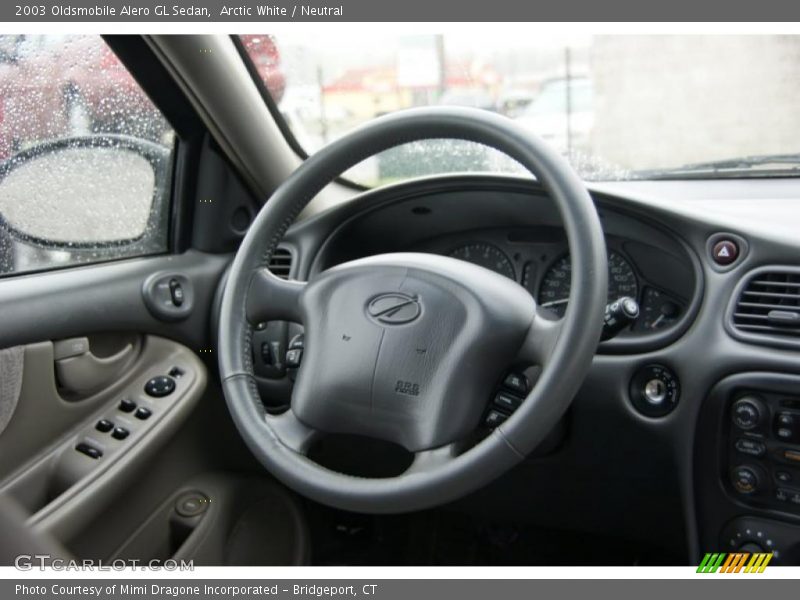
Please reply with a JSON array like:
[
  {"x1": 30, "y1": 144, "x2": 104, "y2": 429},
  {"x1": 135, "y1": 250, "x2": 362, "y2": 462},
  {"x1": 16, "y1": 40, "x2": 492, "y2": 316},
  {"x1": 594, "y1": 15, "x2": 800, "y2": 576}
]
[
  {"x1": 144, "y1": 375, "x2": 176, "y2": 397},
  {"x1": 502, "y1": 372, "x2": 528, "y2": 396},
  {"x1": 629, "y1": 364, "x2": 679, "y2": 417},
  {"x1": 775, "y1": 471, "x2": 792, "y2": 484},
  {"x1": 95, "y1": 419, "x2": 114, "y2": 433},
  {"x1": 289, "y1": 334, "x2": 305, "y2": 350},
  {"x1": 286, "y1": 348, "x2": 303, "y2": 369},
  {"x1": 731, "y1": 465, "x2": 761, "y2": 495},
  {"x1": 134, "y1": 407, "x2": 152, "y2": 420},
  {"x1": 735, "y1": 438, "x2": 766, "y2": 458},
  {"x1": 175, "y1": 492, "x2": 210, "y2": 518},
  {"x1": 111, "y1": 427, "x2": 130, "y2": 440},
  {"x1": 485, "y1": 410, "x2": 509, "y2": 428},
  {"x1": 76, "y1": 443, "x2": 103, "y2": 459},
  {"x1": 119, "y1": 398, "x2": 136, "y2": 413},
  {"x1": 494, "y1": 392, "x2": 522, "y2": 412},
  {"x1": 732, "y1": 396, "x2": 764, "y2": 430}
]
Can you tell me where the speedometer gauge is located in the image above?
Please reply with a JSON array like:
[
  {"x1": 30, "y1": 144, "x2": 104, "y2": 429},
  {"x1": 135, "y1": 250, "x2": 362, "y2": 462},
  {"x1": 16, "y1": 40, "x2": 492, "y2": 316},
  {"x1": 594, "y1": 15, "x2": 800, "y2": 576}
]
[
  {"x1": 538, "y1": 250, "x2": 638, "y2": 317},
  {"x1": 448, "y1": 243, "x2": 516, "y2": 280}
]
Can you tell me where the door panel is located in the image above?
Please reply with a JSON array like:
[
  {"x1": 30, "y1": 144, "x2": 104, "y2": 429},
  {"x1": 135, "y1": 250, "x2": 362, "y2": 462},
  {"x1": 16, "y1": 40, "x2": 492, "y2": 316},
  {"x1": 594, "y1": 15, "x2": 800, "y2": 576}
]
[
  {"x1": 0, "y1": 250, "x2": 229, "y2": 350},
  {"x1": 0, "y1": 335, "x2": 206, "y2": 541}
]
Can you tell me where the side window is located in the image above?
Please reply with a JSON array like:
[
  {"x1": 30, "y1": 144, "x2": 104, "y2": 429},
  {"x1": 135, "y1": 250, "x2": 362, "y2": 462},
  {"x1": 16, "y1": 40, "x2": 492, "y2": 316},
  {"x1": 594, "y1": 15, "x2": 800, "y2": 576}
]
[{"x1": 0, "y1": 35, "x2": 174, "y2": 277}]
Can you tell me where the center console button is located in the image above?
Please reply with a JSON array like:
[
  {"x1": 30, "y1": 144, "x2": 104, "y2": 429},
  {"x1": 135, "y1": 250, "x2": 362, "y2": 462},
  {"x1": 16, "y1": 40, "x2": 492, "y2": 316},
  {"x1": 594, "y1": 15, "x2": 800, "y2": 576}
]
[
  {"x1": 731, "y1": 465, "x2": 761, "y2": 494},
  {"x1": 735, "y1": 438, "x2": 766, "y2": 457},
  {"x1": 731, "y1": 396, "x2": 764, "y2": 430}
]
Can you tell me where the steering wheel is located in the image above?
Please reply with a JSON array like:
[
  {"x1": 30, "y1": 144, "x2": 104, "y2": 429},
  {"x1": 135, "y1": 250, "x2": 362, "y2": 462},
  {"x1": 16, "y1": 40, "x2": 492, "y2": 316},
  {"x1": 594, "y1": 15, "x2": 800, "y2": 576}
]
[{"x1": 219, "y1": 107, "x2": 607, "y2": 514}]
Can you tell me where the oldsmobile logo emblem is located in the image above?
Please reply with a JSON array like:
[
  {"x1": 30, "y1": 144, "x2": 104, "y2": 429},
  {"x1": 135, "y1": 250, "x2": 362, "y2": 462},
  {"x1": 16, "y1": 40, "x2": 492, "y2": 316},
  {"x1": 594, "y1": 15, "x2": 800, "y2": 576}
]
[{"x1": 367, "y1": 293, "x2": 422, "y2": 325}]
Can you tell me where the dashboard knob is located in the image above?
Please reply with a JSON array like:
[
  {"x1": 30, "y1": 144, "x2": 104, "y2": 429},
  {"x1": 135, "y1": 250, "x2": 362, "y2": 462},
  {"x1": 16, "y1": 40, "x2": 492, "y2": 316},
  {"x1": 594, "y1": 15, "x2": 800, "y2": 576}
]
[
  {"x1": 731, "y1": 465, "x2": 762, "y2": 495},
  {"x1": 732, "y1": 396, "x2": 764, "y2": 430}
]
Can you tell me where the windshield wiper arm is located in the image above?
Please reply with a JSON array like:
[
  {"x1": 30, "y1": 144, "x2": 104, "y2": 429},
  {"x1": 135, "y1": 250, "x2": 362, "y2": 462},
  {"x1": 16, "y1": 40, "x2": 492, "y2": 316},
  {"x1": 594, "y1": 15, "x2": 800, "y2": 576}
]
[{"x1": 636, "y1": 153, "x2": 800, "y2": 178}]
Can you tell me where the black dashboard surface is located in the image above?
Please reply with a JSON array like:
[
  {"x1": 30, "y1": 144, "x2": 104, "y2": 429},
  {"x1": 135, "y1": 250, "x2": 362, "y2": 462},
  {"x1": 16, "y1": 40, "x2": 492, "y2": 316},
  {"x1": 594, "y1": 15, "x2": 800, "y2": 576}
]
[
  {"x1": 261, "y1": 174, "x2": 800, "y2": 565},
  {"x1": 302, "y1": 177, "x2": 702, "y2": 354}
]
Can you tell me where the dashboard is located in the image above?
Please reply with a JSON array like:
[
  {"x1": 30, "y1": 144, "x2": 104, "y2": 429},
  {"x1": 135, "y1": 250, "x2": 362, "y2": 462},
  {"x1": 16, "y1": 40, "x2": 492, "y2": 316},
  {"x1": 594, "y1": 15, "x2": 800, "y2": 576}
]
[
  {"x1": 304, "y1": 176, "x2": 701, "y2": 352},
  {"x1": 248, "y1": 174, "x2": 800, "y2": 565},
  {"x1": 418, "y1": 233, "x2": 683, "y2": 331}
]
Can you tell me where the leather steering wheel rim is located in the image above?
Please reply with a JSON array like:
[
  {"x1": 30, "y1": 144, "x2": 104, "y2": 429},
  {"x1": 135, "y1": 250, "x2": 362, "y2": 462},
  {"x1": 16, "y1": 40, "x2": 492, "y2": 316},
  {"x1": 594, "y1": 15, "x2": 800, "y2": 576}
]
[{"x1": 219, "y1": 107, "x2": 607, "y2": 514}]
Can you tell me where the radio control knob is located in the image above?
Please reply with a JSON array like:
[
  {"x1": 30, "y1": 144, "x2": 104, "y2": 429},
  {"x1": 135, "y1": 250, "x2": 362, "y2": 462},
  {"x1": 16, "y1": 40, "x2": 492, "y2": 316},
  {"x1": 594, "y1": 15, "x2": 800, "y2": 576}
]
[{"x1": 732, "y1": 396, "x2": 764, "y2": 430}]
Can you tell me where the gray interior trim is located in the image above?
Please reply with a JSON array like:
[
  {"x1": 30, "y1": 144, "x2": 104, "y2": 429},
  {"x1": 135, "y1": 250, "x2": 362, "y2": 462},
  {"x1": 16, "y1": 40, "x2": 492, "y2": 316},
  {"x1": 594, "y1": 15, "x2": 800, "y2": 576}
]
[
  {"x1": 0, "y1": 336, "x2": 207, "y2": 542},
  {"x1": 0, "y1": 250, "x2": 229, "y2": 351},
  {"x1": 145, "y1": 35, "x2": 298, "y2": 200}
]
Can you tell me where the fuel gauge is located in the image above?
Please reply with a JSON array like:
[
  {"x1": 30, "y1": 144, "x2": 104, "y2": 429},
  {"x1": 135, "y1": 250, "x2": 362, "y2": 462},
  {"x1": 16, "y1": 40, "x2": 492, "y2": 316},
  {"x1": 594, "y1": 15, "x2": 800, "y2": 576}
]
[{"x1": 637, "y1": 287, "x2": 683, "y2": 331}]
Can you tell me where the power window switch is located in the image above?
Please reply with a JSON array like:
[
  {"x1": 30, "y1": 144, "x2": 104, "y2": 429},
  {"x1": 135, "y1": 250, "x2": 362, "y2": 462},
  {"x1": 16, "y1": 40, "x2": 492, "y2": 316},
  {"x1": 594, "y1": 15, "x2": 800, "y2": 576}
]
[
  {"x1": 111, "y1": 427, "x2": 130, "y2": 440},
  {"x1": 76, "y1": 443, "x2": 102, "y2": 459},
  {"x1": 95, "y1": 419, "x2": 114, "y2": 433},
  {"x1": 134, "y1": 407, "x2": 152, "y2": 420},
  {"x1": 119, "y1": 398, "x2": 136, "y2": 413}
]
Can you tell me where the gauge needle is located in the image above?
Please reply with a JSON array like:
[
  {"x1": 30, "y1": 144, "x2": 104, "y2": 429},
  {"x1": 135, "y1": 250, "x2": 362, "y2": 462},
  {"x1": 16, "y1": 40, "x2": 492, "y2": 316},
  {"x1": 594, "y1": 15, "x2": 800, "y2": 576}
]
[
  {"x1": 541, "y1": 298, "x2": 569, "y2": 307},
  {"x1": 650, "y1": 314, "x2": 665, "y2": 329}
]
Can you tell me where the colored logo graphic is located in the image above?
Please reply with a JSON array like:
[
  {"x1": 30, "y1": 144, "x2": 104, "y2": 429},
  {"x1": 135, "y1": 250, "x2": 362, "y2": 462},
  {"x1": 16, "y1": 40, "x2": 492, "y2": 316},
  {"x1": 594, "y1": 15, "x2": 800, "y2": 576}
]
[{"x1": 697, "y1": 552, "x2": 773, "y2": 573}]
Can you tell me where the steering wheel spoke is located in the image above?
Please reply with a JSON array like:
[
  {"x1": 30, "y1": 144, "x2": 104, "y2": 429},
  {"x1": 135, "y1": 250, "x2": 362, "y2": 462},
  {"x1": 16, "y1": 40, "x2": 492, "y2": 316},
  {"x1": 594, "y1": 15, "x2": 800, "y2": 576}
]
[
  {"x1": 405, "y1": 442, "x2": 461, "y2": 475},
  {"x1": 265, "y1": 409, "x2": 319, "y2": 455},
  {"x1": 246, "y1": 267, "x2": 306, "y2": 325},
  {"x1": 516, "y1": 306, "x2": 564, "y2": 366}
]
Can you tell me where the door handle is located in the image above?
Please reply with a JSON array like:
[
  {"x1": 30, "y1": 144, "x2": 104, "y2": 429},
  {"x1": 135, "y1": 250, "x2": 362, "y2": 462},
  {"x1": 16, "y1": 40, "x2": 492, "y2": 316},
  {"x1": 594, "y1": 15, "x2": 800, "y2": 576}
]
[{"x1": 53, "y1": 337, "x2": 135, "y2": 396}]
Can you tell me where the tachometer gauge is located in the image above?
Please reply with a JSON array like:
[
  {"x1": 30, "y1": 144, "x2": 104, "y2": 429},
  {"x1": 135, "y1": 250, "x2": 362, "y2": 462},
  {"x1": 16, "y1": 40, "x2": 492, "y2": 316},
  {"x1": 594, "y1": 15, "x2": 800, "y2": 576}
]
[
  {"x1": 448, "y1": 243, "x2": 516, "y2": 280},
  {"x1": 538, "y1": 250, "x2": 639, "y2": 317}
]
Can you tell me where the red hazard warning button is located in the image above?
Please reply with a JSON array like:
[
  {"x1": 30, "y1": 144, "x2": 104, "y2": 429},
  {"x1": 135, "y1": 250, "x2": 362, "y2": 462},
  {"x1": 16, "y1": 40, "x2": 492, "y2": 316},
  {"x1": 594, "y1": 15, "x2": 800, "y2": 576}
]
[{"x1": 712, "y1": 239, "x2": 739, "y2": 265}]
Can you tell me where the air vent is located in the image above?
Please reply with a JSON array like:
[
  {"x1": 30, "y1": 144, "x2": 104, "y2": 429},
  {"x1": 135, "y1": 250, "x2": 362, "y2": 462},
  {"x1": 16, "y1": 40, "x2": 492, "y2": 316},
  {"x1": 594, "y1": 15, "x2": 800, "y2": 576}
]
[
  {"x1": 267, "y1": 248, "x2": 292, "y2": 280},
  {"x1": 732, "y1": 270, "x2": 800, "y2": 338}
]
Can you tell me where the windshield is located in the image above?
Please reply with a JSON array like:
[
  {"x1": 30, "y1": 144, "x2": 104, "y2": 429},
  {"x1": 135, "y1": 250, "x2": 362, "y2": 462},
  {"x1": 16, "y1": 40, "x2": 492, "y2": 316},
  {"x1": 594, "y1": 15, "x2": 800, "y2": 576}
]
[{"x1": 241, "y1": 34, "x2": 800, "y2": 185}]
